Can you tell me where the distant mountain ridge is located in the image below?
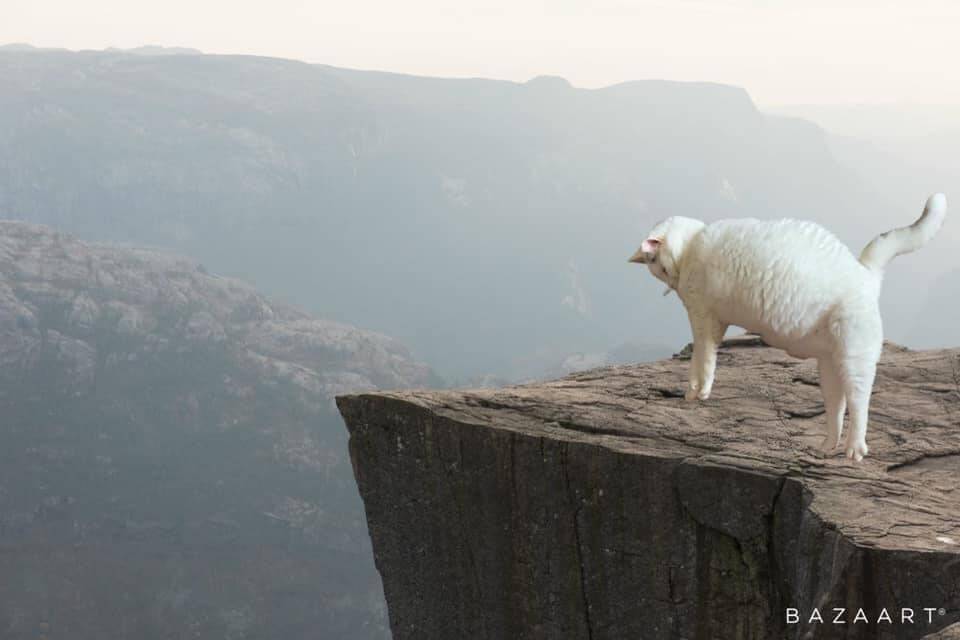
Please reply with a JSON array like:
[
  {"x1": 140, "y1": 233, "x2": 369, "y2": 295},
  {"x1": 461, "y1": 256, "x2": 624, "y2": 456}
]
[
  {"x1": 107, "y1": 45, "x2": 204, "y2": 56},
  {"x1": 0, "y1": 43, "x2": 65, "y2": 51},
  {"x1": 1, "y1": 42, "x2": 202, "y2": 55},
  {"x1": 0, "y1": 45, "x2": 899, "y2": 379},
  {"x1": 0, "y1": 220, "x2": 434, "y2": 395}
]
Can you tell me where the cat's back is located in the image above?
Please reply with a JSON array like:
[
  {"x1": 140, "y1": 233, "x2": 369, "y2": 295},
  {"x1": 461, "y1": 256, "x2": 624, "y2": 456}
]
[
  {"x1": 696, "y1": 217, "x2": 861, "y2": 277},
  {"x1": 686, "y1": 218, "x2": 875, "y2": 344}
]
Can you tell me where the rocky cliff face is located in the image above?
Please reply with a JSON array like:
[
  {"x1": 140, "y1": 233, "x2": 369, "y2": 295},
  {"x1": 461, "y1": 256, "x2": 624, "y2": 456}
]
[
  {"x1": 0, "y1": 221, "x2": 433, "y2": 639},
  {"x1": 339, "y1": 336, "x2": 960, "y2": 640}
]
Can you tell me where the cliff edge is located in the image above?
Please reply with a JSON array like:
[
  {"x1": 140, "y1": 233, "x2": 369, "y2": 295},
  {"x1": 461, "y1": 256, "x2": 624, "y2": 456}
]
[{"x1": 338, "y1": 336, "x2": 960, "y2": 640}]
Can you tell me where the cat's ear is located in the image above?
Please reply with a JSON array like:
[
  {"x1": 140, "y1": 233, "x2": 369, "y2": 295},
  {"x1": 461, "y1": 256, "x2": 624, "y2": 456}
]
[
  {"x1": 641, "y1": 238, "x2": 661, "y2": 254},
  {"x1": 628, "y1": 237, "x2": 662, "y2": 264}
]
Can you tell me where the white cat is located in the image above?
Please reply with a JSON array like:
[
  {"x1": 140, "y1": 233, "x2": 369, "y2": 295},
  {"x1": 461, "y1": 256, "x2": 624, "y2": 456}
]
[{"x1": 629, "y1": 194, "x2": 947, "y2": 461}]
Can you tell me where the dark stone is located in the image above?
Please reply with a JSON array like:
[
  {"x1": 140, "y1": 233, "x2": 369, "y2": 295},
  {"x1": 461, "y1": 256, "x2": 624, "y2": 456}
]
[
  {"x1": 339, "y1": 340, "x2": 960, "y2": 640},
  {"x1": 927, "y1": 623, "x2": 960, "y2": 639}
]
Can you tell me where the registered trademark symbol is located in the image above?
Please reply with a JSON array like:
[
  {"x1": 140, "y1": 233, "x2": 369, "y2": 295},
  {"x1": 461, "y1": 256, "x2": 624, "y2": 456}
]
[{"x1": 939, "y1": 608, "x2": 946, "y2": 616}]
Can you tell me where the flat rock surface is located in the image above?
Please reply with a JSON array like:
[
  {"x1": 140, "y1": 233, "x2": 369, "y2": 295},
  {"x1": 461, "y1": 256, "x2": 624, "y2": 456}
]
[
  {"x1": 361, "y1": 336, "x2": 960, "y2": 552},
  {"x1": 340, "y1": 336, "x2": 960, "y2": 639}
]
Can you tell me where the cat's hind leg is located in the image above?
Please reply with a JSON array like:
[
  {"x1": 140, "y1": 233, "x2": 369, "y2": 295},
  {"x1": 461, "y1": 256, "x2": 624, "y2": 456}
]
[
  {"x1": 839, "y1": 357, "x2": 877, "y2": 461},
  {"x1": 817, "y1": 358, "x2": 846, "y2": 455}
]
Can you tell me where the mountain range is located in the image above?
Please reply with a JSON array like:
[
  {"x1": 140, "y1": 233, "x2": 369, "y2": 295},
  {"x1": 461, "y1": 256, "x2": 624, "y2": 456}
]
[
  {"x1": 4, "y1": 46, "x2": 942, "y2": 381},
  {"x1": 0, "y1": 43, "x2": 957, "y2": 640}
]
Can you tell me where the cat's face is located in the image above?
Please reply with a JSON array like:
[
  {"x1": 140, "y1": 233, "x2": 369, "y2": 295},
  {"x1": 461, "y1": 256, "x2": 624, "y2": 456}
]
[
  {"x1": 628, "y1": 216, "x2": 706, "y2": 288},
  {"x1": 628, "y1": 237, "x2": 671, "y2": 284}
]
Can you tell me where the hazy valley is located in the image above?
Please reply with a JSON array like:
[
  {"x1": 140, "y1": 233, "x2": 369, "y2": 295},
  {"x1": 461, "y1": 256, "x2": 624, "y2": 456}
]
[
  {"x1": 3, "y1": 47, "x2": 951, "y2": 383},
  {"x1": 0, "y1": 44, "x2": 957, "y2": 639}
]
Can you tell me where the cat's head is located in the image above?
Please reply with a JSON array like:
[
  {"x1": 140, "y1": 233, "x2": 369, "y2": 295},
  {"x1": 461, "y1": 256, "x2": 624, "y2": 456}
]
[{"x1": 628, "y1": 216, "x2": 705, "y2": 288}]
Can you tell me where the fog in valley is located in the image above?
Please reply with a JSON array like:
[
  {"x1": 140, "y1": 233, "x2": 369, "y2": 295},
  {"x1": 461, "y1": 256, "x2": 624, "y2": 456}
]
[
  {"x1": 0, "y1": 25, "x2": 957, "y2": 640},
  {"x1": 2, "y1": 46, "x2": 957, "y2": 384}
]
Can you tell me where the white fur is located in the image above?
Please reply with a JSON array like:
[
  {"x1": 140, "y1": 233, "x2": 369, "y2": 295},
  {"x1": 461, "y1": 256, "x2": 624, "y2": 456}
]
[{"x1": 629, "y1": 194, "x2": 947, "y2": 461}]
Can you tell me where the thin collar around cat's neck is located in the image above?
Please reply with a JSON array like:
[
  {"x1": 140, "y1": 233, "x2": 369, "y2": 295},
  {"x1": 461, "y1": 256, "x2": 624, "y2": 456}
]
[{"x1": 661, "y1": 261, "x2": 678, "y2": 295}]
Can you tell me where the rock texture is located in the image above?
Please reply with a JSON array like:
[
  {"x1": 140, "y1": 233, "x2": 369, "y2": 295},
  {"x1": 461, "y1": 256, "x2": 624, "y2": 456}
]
[
  {"x1": 927, "y1": 623, "x2": 960, "y2": 639},
  {"x1": 338, "y1": 336, "x2": 960, "y2": 640},
  {"x1": 0, "y1": 221, "x2": 433, "y2": 639}
]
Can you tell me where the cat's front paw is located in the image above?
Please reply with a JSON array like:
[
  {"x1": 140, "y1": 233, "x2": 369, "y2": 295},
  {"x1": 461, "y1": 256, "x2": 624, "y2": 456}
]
[
  {"x1": 684, "y1": 387, "x2": 711, "y2": 402},
  {"x1": 819, "y1": 436, "x2": 840, "y2": 456},
  {"x1": 844, "y1": 440, "x2": 869, "y2": 462}
]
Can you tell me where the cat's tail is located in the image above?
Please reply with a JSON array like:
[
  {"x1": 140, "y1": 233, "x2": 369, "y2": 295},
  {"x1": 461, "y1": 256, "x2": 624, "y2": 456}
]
[{"x1": 859, "y1": 193, "x2": 947, "y2": 275}]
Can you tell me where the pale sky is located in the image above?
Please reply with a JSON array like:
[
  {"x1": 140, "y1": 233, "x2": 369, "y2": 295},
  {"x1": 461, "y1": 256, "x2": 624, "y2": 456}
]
[{"x1": 4, "y1": 0, "x2": 960, "y2": 106}]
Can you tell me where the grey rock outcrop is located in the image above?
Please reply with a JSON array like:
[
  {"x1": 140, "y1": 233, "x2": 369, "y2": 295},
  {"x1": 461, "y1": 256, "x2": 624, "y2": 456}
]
[
  {"x1": 0, "y1": 221, "x2": 433, "y2": 639},
  {"x1": 338, "y1": 337, "x2": 960, "y2": 640},
  {"x1": 0, "y1": 221, "x2": 432, "y2": 399}
]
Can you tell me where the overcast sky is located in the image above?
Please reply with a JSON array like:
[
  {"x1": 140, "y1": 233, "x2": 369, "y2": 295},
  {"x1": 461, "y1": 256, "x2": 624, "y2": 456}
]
[{"x1": 4, "y1": 0, "x2": 959, "y2": 106}]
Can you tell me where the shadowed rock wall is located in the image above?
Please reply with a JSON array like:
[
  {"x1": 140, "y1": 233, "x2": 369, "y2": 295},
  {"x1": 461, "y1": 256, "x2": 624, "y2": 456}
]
[{"x1": 339, "y1": 338, "x2": 960, "y2": 640}]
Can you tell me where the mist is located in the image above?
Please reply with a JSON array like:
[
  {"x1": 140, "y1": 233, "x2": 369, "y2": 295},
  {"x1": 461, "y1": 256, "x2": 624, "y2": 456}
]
[
  {"x1": 1, "y1": 47, "x2": 956, "y2": 383},
  {"x1": 0, "y1": 15, "x2": 957, "y2": 639}
]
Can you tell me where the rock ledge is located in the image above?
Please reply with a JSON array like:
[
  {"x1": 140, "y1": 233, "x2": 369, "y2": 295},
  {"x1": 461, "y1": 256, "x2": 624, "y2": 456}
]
[{"x1": 338, "y1": 338, "x2": 960, "y2": 640}]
